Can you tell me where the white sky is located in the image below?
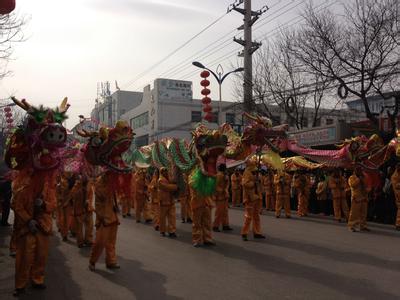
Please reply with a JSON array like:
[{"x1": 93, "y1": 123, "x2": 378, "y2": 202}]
[{"x1": 0, "y1": 0, "x2": 340, "y2": 129}]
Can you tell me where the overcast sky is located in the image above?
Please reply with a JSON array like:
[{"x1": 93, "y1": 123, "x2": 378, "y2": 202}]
[{"x1": 0, "y1": 0, "x2": 340, "y2": 128}]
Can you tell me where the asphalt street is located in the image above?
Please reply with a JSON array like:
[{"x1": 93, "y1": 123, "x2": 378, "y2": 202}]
[{"x1": 1, "y1": 207, "x2": 399, "y2": 300}]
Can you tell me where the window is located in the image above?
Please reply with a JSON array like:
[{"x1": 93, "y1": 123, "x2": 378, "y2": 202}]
[
  {"x1": 191, "y1": 111, "x2": 202, "y2": 122},
  {"x1": 135, "y1": 134, "x2": 149, "y2": 148},
  {"x1": 226, "y1": 113, "x2": 235, "y2": 125},
  {"x1": 314, "y1": 118, "x2": 321, "y2": 127},
  {"x1": 326, "y1": 118, "x2": 334, "y2": 125},
  {"x1": 130, "y1": 112, "x2": 149, "y2": 129}
]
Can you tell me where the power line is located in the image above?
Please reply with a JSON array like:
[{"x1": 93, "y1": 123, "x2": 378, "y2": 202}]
[
  {"x1": 121, "y1": 12, "x2": 229, "y2": 90},
  {"x1": 177, "y1": 0, "x2": 339, "y2": 83},
  {"x1": 158, "y1": 0, "x2": 296, "y2": 80},
  {"x1": 164, "y1": 0, "x2": 311, "y2": 82}
]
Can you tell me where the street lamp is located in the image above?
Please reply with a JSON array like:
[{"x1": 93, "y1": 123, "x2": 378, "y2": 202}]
[{"x1": 192, "y1": 61, "x2": 244, "y2": 125}]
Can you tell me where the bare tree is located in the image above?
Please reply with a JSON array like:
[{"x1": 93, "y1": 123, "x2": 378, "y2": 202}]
[
  {"x1": 287, "y1": 0, "x2": 400, "y2": 134},
  {"x1": 0, "y1": 11, "x2": 27, "y2": 79}
]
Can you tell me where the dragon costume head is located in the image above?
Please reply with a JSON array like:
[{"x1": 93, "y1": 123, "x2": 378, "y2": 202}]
[
  {"x1": 5, "y1": 97, "x2": 69, "y2": 170},
  {"x1": 77, "y1": 120, "x2": 134, "y2": 173},
  {"x1": 192, "y1": 124, "x2": 228, "y2": 177}
]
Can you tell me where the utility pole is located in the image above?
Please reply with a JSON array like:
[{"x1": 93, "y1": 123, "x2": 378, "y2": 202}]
[{"x1": 228, "y1": 0, "x2": 268, "y2": 113}]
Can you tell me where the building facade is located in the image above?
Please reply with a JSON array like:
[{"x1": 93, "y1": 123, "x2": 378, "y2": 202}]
[{"x1": 90, "y1": 89, "x2": 143, "y2": 128}]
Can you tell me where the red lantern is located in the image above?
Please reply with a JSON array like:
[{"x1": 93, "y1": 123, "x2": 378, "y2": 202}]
[
  {"x1": 201, "y1": 88, "x2": 210, "y2": 96},
  {"x1": 200, "y1": 79, "x2": 210, "y2": 87},
  {"x1": 203, "y1": 105, "x2": 212, "y2": 113},
  {"x1": 0, "y1": 0, "x2": 15, "y2": 14},
  {"x1": 6, "y1": 118, "x2": 13, "y2": 123},
  {"x1": 200, "y1": 70, "x2": 210, "y2": 78},
  {"x1": 201, "y1": 97, "x2": 211, "y2": 105},
  {"x1": 204, "y1": 113, "x2": 213, "y2": 122},
  {"x1": 4, "y1": 106, "x2": 11, "y2": 112},
  {"x1": 5, "y1": 112, "x2": 12, "y2": 118}
]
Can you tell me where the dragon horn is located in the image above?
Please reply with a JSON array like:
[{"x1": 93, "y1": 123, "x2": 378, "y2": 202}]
[
  {"x1": 59, "y1": 97, "x2": 70, "y2": 113},
  {"x1": 243, "y1": 112, "x2": 258, "y2": 122},
  {"x1": 11, "y1": 96, "x2": 31, "y2": 111},
  {"x1": 76, "y1": 129, "x2": 97, "y2": 138}
]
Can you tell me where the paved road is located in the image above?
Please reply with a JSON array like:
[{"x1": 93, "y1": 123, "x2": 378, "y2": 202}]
[{"x1": 1, "y1": 207, "x2": 399, "y2": 300}]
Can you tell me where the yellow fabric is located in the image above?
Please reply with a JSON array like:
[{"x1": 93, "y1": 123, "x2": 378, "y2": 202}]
[
  {"x1": 159, "y1": 204, "x2": 176, "y2": 233},
  {"x1": 89, "y1": 224, "x2": 118, "y2": 265},
  {"x1": 94, "y1": 174, "x2": 119, "y2": 227},
  {"x1": 348, "y1": 174, "x2": 368, "y2": 229},
  {"x1": 15, "y1": 232, "x2": 49, "y2": 289},
  {"x1": 241, "y1": 198, "x2": 262, "y2": 235},
  {"x1": 192, "y1": 206, "x2": 213, "y2": 244}
]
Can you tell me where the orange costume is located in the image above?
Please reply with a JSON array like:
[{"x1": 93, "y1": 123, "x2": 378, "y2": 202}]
[
  {"x1": 262, "y1": 172, "x2": 275, "y2": 211},
  {"x1": 230, "y1": 172, "x2": 242, "y2": 207},
  {"x1": 13, "y1": 170, "x2": 57, "y2": 290},
  {"x1": 89, "y1": 173, "x2": 120, "y2": 268},
  {"x1": 148, "y1": 172, "x2": 160, "y2": 230},
  {"x1": 119, "y1": 173, "x2": 134, "y2": 217},
  {"x1": 71, "y1": 177, "x2": 94, "y2": 247},
  {"x1": 348, "y1": 172, "x2": 370, "y2": 231},
  {"x1": 190, "y1": 186, "x2": 214, "y2": 246},
  {"x1": 158, "y1": 171, "x2": 178, "y2": 236},
  {"x1": 293, "y1": 173, "x2": 310, "y2": 217},
  {"x1": 179, "y1": 174, "x2": 192, "y2": 223},
  {"x1": 274, "y1": 172, "x2": 292, "y2": 218},
  {"x1": 241, "y1": 164, "x2": 264, "y2": 240},
  {"x1": 390, "y1": 168, "x2": 400, "y2": 229},
  {"x1": 56, "y1": 174, "x2": 73, "y2": 241},
  {"x1": 213, "y1": 171, "x2": 230, "y2": 231},
  {"x1": 328, "y1": 174, "x2": 349, "y2": 222},
  {"x1": 134, "y1": 170, "x2": 147, "y2": 223}
]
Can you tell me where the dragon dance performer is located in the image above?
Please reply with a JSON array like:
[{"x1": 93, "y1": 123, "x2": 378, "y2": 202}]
[
  {"x1": 262, "y1": 170, "x2": 275, "y2": 211},
  {"x1": 188, "y1": 126, "x2": 227, "y2": 247},
  {"x1": 293, "y1": 172, "x2": 310, "y2": 217},
  {"x1": 76, "y1": 120, "x2": 134, "y2": 271},
  {"x1": 71, "y1": 175, "x2": 94, "y2": 248},
  {"x1": 241, "y1": 160, "x2": 265, "y2": 241},
  {"x1": 5, "y1": 97, "x2": 70, "y2": 296},
  {"x1": 56, "y1": 173, "x2": 74, "y2": 241},
  {"x1": 213, "y1": 164, "x2": 232, "y2": 232},
  {"x1": 134, "y1": 169, "x2": 147, "y2": 223},
  {"x1": 274, "y1": 171, "x2": 292, "y2": 218},
  {"x1": 179, "y1": 173, "x2": 192, "y2": 223},
  {"x1": 390, "y1": 163, "x2": 400, "y2": 230},
  {"x1": 328, "y1": 169, "x2": 349, "y2": 222},
  {"x1": 158, "y1": 167, "x2": 178, "y2": 237},
  {"x1": 230, "y1": 168, "x2": 242, "y2": 207},
  {"x1": 148, "y1": 168, "x2": 160, "y2": 230},
  {"x1": 348, "y1": 167, "x2": 371, "y2": 232}
]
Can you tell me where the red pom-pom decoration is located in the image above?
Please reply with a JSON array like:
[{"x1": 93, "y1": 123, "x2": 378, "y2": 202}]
[
  {"x1": 6, "y1": 118, "x2": 13, "y2": 123},
  {"x1": 200, "y1": 70, "x2": 210, "y2": 78},
  {"x1": 5, "y1": 112, "x2": 12, "y2": 118},
  {"x1": 201, "y1": 88, "x2": 210, "y2": 96},
  {"x1": 201, "y1": 97, "x2": 211, "y2": 105},
  {"x1": 203, "y1": 113, "x2": 213, "y2": 122},
  {"x1": 203, "y1": 105, "x2": 212, "y2": 113},
  {"x1": 0, "y1": 0, "x2": 15, "y2": 15},
  {"x1": 4, "y1": 106, "x2": 11, "y2": 112},
  {"x1": 200, "y1": 79, "x2": 210, "y2": 87}
]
